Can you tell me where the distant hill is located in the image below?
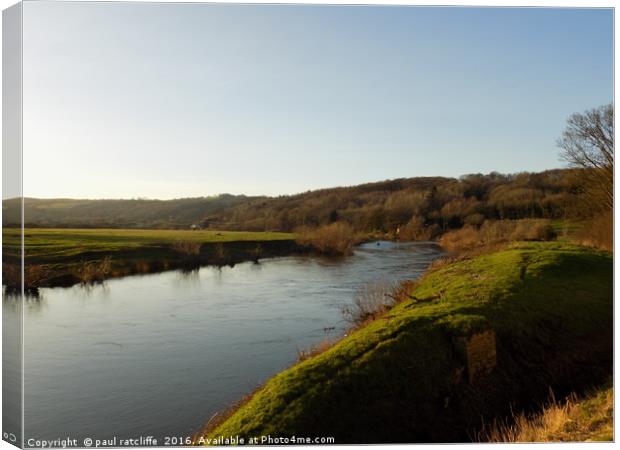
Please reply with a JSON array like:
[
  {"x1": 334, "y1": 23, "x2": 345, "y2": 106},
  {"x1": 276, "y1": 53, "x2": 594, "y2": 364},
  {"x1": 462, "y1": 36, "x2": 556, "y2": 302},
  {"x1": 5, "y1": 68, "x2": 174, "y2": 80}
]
[
  {"x1": 2, "y1": 194, "x2": 262, "y2": 229},
  {"x1": 2, "y1": 169, "x2": 587, "y2": 231}
]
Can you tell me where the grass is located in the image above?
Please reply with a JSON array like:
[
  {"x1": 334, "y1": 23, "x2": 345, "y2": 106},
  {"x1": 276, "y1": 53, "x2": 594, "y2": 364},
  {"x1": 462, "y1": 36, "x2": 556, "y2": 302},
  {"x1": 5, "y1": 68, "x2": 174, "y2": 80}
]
[
  {"x1": 201, "y1": 241, "x2": 612, "y2": 444},
  {"x1": 3, "y1": 228, "x2": 293, "y2": 260},
  {"x1": 481, "y1": 382, "x2": 613, "y2": 442},
  {"x1": 2, "y1": 228, "x2": 295, "y2": 288}
]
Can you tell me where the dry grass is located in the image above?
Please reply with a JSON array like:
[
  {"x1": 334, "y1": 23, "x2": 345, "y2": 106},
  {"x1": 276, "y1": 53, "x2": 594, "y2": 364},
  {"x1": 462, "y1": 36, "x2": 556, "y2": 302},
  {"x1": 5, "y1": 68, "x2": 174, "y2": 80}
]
[
  {"x1": 440, "y1": 219, "x2": 556, "y2": 252},
  {"x1": 577, "y1": 211, "x2": 612, "y2": 252},
  {"x1": 439, "y1": 226, "x2": 482, "y2": 251},
  {"x1": 509, "y1": 219, "x2": 556, "y2": 241},
  {"x1": 299, "y1": 281, "x2": 411, "y2": 364},
  {"x1": 480, "y1": 385, "x2": 613, "y2": 442},
  {"x1": 172, "y1": 240, "x2": 201, "y2": 256},
  {"x1": 295, "y1": 222, "x2": 362, "y2": 255},
  {"x1": 2, "y1": 263, "x2": 54, "y2": 291},
  {"x1": 249, "y1": 243, "x2": 264, "y2": 261},
  {"x1": 212, "y1": 242, "x2": 227, "y2": 261},
  {"x1": 341, "y1": 281, "x2": 404, "y2": 326},
  {"x1": 296, "y1": 338, "x2": 335, "y2": 362},
  {"x1": 75, "y1": 256, "x2": 113, "y2": 284}
]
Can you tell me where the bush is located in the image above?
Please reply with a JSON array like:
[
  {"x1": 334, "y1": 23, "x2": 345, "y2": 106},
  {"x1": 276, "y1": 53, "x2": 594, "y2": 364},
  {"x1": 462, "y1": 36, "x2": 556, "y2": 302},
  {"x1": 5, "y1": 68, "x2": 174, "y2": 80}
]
[
  {"x1": 510, "y1": 219, "x2": 556, "y2": 241},
  {"x1": 438, "y1": 226, "x2": 482, "y2": 251},
  {"x1": 212, "y1": 243, "x2": 228, "y2": 262},
  {"x1": 464, "y1": 213, "x2": 485, "y2": 227},
  {"x1": 577, "y1": 211, "x2": 612, "y2": 251},
  {"x1": 3, "y1": 263, "x2": 53, "y2": 291},
  {"x1": 295, "y1": 222, "x2": 361, "y2": 255},
  {"x1": 75, "y1": 256, "x2": 113, "y2": 284},
  {"x1": 172, "y1": 240, "x2": 201, "y2": 256},
  {"x1": 399, "y1": 216, "x2": 441, "y2": 241}
]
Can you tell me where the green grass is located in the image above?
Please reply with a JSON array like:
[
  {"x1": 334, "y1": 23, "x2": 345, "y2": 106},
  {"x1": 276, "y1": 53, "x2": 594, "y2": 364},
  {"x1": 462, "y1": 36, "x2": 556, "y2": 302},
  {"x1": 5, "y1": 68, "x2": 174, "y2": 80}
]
[
  {"x1": 3, "y1": 228, "x2": 293, "y2": 261},
  {"x1": 204, "y1": 242, "x2": 612, "y2": 443}
]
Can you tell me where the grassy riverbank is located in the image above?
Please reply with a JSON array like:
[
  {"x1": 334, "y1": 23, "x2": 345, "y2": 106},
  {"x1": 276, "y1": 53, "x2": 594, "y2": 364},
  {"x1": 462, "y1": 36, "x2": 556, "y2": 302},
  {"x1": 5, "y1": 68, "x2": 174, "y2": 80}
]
[
  {"x1": 2, "y1": 228, "x2": 296, "y2": 289},
  {"x1": 201, "y1": 241, "x2": 612, "y2": 443}
]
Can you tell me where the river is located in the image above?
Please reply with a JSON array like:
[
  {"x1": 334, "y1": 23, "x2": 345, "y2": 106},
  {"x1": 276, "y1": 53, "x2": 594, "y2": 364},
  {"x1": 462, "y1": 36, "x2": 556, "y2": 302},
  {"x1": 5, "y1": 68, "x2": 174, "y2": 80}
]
[{"x1": 6, "y1": 241, "x2": 443, "y2": 445}]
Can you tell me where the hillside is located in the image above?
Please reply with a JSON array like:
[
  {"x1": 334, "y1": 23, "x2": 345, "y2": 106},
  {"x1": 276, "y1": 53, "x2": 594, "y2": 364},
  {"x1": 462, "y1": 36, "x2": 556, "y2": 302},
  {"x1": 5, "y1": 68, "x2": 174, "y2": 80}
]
[
  {"x1": 3, "y1": 169, "x2": 589, "y2": 232},
  {"x1": 2, "y1": 194, "x2": 261, "y2": 229},
  {"x1": 200, "y1": 242, "x2": 613, "y2": 444},
  {"x1": 200, "y1": 169, "x2": 589, "y2": 234}
]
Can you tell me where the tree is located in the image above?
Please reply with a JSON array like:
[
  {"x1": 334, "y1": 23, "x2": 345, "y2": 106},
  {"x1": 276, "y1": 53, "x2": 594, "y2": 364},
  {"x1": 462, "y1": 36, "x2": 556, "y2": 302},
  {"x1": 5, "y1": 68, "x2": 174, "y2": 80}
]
[{"x1": 557, "y1": 104, "x2": 613, "y2": 211}]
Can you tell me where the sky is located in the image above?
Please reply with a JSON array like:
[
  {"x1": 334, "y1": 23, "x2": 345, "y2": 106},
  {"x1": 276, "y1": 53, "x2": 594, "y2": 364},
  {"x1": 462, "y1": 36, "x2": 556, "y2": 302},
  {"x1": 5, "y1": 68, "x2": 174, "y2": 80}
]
[{"x1": 21, "y1": 3, "x2": 613, "y2": 199}]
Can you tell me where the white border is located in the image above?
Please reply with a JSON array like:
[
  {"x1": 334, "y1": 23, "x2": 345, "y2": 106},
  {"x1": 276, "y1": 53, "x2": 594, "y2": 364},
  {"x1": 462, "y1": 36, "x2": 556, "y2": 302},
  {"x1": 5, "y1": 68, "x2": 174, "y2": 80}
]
[{"x1": 0, "y1": 1, "x2": 615, "y2": 450}]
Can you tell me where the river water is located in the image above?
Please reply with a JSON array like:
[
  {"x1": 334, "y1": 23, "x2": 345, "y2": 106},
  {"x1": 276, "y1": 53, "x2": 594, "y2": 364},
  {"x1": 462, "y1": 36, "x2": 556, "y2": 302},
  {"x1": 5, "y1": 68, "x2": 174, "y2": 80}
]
[{"x1": 8, "y1": 241, "x2": 443, "y2": 445}]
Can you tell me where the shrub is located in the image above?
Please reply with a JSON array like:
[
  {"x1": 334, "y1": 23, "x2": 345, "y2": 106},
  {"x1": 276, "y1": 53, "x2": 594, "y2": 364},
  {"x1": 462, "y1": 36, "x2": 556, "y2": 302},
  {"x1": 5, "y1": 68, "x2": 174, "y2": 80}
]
[
  {"x1": 438, "y1": 226, "x2": 482, "y2": 251},
  {"x1": 212, "y1": 243, "x2": 228, "y2": 262},
  {"x1": 399, "y1": 216, "x2": 441, "y2": 241},
  {"x1": 510, "y1": 219, "x2": 556, "y2": 241},
  {"x1": 341, "y1": 281, "x2": 408, "y2": 327},
  {"x1": 76, "y1": 256, "x2": 113, "y2": 284},
  {"x1": 577, "y1": 211, "x2": 612, "y2": 251},
  {"x1": 440, "y1": 219, "x2": 556, "y2": 252},
  {"x1": 479, "y1": 220, "x2": 516, "y2": 242},
  {"x1": 250, "y1": 244, "x2": 264, "y2": 261},
  {"x1": 172, "y1": 240, "x2": 201, "y2": 256},
  {"x1": 3, "y1": 263, "x2": 53, "y2": 291},
  {"x1": 295, "y1": 222, "x2": 360, "y2": 255},
  {"x1": 464, "y1": 213, "x2": 485, "y2": 227}
]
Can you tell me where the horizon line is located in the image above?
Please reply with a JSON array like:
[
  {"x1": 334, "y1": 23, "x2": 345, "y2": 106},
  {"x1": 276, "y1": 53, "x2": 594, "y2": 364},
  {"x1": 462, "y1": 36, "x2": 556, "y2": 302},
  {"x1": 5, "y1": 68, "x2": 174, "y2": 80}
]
[{"x1": 5, "y1": 166, "x2": 574, "y2": 202}]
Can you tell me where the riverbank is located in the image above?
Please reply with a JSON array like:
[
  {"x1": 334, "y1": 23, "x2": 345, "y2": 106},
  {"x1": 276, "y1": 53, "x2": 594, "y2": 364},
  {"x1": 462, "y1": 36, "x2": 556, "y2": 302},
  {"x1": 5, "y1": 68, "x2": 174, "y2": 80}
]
[
  {"x1": 2, "y1": 228, "x2": 300, "y2": 289},
  {"x1": 200, "y1": 241, "x2": 612, "y2": 443}
]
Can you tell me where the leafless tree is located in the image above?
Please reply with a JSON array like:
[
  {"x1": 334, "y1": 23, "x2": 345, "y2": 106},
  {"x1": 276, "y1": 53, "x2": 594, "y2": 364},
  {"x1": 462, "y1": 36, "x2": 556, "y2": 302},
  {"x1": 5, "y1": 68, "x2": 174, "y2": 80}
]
[{"x1": 557, "y1": 104, "x2": 613, "y2": 211}]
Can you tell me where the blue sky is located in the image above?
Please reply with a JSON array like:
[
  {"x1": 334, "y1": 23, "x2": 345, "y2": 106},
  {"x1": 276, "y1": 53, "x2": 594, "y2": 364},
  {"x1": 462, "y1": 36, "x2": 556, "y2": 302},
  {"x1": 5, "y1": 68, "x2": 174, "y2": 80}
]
[{"x1": 23, "y1": 3, "x2": 613, "y2": 199}]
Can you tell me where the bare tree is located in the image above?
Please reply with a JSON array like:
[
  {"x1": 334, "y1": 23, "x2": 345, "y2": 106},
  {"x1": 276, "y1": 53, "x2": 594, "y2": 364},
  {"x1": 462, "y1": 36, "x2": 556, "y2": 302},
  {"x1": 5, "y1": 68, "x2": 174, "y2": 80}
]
[{"x1": 557, "y1": 104, "x2": 613, "y2": 211}]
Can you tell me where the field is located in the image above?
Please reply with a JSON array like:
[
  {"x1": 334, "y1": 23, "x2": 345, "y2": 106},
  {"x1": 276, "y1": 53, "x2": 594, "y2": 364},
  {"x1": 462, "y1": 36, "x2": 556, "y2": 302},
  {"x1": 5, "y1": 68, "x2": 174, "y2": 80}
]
[
  {"x1": 3, "y1": 228, "x2": 293, "y2": 260},
  {"x1": 2, "y1": 228, "x2": 296, "y2": 288},
  {"x1": 201, "y1": 241, "x2": 613, "y2": 443}
]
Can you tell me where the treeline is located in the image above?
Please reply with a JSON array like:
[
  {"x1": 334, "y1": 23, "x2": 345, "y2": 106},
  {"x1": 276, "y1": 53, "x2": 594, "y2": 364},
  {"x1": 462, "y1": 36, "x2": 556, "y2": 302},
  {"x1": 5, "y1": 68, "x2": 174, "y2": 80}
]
[
  {"x1": 202, "y1": 169, "x2": 589, "y2": 236},
  {"x1": 3, "y1": 169, "x2": 593, "y2": 234},
  {"x1": 2, "y1": 194, "x2": 261, "y2": 228}
]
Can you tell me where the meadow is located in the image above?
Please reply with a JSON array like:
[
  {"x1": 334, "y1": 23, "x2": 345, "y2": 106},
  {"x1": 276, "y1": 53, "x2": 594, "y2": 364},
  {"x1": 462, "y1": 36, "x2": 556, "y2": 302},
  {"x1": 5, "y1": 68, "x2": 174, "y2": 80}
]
[
  {"x1": 2, "y1": 228, "x2": 296, "y2": 289},
  {"x1": 4, "y1": 228, "x2": 293, "y2": 259}
]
